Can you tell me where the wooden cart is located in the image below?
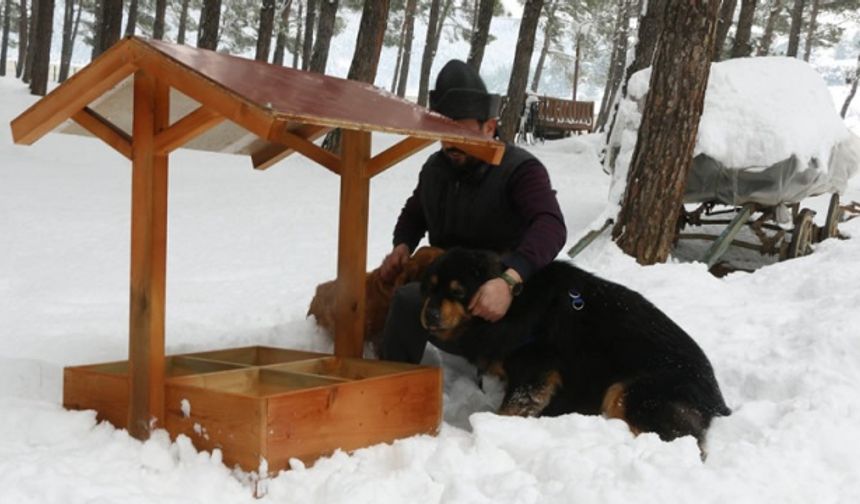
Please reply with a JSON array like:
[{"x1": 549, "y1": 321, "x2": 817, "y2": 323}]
[{"x1": 10, "y1": 37, "x2": 505, "y2": 474}]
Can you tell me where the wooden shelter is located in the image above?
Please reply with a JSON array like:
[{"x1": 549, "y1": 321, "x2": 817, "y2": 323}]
[{"x1": 10, "y1": 37, "x2": 504, "y2": 470}]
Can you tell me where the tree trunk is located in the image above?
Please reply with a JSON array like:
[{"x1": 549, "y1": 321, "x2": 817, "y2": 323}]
[
  {"x1": 29, "y1": 0, "x2": 54, "y2": 95},
  {"x1": 197, "y1": 0, "x2": 222, "y2": 50},
  {"x1": 153, "y1": 0, "x2": 166, "y2": 39},
  {"x1": 293, "y1": 0, "x2": 302, "y2": 68},
  {"x1": 255, "y1": 0, "x2": 276, "y2": 61},
  {"x1": 757, "y1": 0, "x2": 781, "y2": 55},
  {"x1": 16, "y1": 0, "x2": 28, "y2": 77},
  {"x1": 272, "y1": 0, "x2": 292, "y2": 65},
  {"x1": 572, "y1": 32, "x2": 582, "y2": 100},
  {"x1": 802, "y1": 0, "x2": 819, "y2": 61},
  {"x1": 23, "y1": 0, "x2": 38, "y2": 82},
  {"x1": 712, "y1": 0, "x2": 736, "y2": 61},
  {"x1": 346, "y1": 0, "x2": 390, "y2": 83},
  {"x1": 627, "y1": 0, "x2": 666, "y2": 78},
  {"x1": 309, "y1": 0, "x2": 338, "y2": 73},
  {"x1": 466, "y1": 0, "x2": 494, "y2": 71},
  {"x1": 612, "y1": 0, "x2": 721, "y2": 265},
  {"x1": 498, "y1": 0, "x2": 544, "y2": 142},
  {"x1": 786, "y1": 0, "x2": 805, "y2": 57},
  {"x1": 177, "y1": 0, "x2": 190, "y2": 44},
  {"x1": 841, "y1": 54, "x2": 860, "y2": 118},
  {"x1": 0, "y1": 0, "x2": 11, "y2": 77},
  {"x1": 730, "y1": 0, "x2": 756, "y2": 58},
  {"x1": 59, "y1": 0, "x2": 76, "y2": 82},
  {"x1": 531, "y1": 0, "x2": 558, "y2": 93},
  {"x1": 434, "y1": 0, "x2": 453, "y2": 46},
  {"x1": 94, "y1": 0, "x2": 123, "y2": 57},
  {"x1": 390, "y1": 17, "x2": 407, "y2": 92},
  {"x1": 596, "y1": 0, "x2": 630, "y2": 132},
  {"x1": 396, "y1": 0, "x2": 418, "y2": 97},
  {"x1": 301, "y1": 0, "x2": 316, "y2": 70},
  {"x1": 89, "y1": 0, "x2": 101, "y2": 60},
  {"x1": 125, "y1": 0, "x2": 138, "y2": 37},
  {"x1": 417, "y1": 0, "x2": 442, "y2": 106}
]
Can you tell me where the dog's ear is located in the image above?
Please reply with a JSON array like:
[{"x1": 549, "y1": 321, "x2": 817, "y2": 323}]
[{"x1": 467, "y1": 249, "x2": 502, "y2": 281}]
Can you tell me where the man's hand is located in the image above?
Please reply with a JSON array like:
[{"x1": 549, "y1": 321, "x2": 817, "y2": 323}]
[
  {"x1": 469, "y1": 268, "x2": 521, "y2": 322},
  {"x1": 380, "y1": 244, "x2": 411, "y2": 283}
]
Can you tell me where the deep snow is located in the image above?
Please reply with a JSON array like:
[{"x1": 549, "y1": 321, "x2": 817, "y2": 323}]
[{"x1": 2, "y1": 68, "x2": 860, "y2": 503}]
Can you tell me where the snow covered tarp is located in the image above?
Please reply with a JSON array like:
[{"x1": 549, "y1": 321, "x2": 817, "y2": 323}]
[{"x1": 608, "y1": 57, "x2": 860, "y2": 207}]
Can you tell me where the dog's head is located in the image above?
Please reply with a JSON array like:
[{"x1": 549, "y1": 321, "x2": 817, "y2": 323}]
[{"x1": 419, "y1": 248, "x2": 503, "y2": 337}]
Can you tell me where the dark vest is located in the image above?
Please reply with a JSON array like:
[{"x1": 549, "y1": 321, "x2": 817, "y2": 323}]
[{"x1": 418, "y1": 144, "x2": 536, "y2": 253}]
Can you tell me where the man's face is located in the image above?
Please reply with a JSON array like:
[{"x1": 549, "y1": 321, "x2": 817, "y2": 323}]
[{"x1": 441, "y1": 118, "x2": 497, "y2": 168}]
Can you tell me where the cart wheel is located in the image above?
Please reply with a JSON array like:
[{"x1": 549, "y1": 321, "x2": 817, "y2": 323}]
[
  {"x1": 822, "y1": 193, "x2": 842, "y2": 240},
  {"x1": 787, "y1": 209, "x2": 815, "y2": 259}
]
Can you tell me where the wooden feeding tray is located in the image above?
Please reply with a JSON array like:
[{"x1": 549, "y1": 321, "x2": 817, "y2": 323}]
[
  {"x1": 64, "y1": 346, "x2": 442, "y2": 472},
  {"x1": 12, "y1": 36, "x2": 503, "y2": 473}
]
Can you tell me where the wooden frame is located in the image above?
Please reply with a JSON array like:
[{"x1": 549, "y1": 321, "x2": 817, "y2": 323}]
[{"x1": 10, "y1": 37, "x2": 502, "y2": 459}]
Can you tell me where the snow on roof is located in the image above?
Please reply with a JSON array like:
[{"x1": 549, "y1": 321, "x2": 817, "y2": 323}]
[{"x1": 627, "y1": 56, "x2": 852, "y2": 169}]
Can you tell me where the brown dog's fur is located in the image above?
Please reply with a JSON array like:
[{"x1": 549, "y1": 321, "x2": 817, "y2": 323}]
[{"x1": 307, "y1": 246, "x2": 444, "y2": 355}]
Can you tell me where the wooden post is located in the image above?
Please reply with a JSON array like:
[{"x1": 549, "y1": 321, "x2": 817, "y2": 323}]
[
  {"x1": 128, "y1": 71, "x2": 169, "y2": 439},
  {"x1": 334, "y1": 129, "x2": 371, "y2": 358}
]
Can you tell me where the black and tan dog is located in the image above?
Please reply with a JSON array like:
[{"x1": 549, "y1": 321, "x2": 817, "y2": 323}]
[{"x1": 420, "y1": 247, "x2": 731, "y2": 454}]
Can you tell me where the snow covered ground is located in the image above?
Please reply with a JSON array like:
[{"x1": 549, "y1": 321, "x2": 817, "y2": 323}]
[{"x1": 2, "y1": 72, "x2": 860, "y2": 503}]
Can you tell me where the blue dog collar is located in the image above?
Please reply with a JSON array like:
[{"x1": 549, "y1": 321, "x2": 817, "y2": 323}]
[{"x1": 569, "y1": 289, "x2": 585, "y2": 311}]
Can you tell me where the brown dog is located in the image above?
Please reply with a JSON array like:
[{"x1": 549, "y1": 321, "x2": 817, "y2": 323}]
[{"x1": 307, "y1": 246, "x2": 444, "y2": 355}]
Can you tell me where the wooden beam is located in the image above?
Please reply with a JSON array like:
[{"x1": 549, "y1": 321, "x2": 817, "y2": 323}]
[
  {"x1": 266, "y1": 122, "x2": 342, "y2": 174},
  {"x1": 334, "y1": 129, "x2": 371, "y2": 359},
  {"x1": 127, "y1": 72, "x2": 169, "y2": 440},
  {"x1": 252, "y1": 124, "x2": 330, "y2": 171},
  {"x1": 154, "y1": 105, "x2": 224, "y2": 154},
  {"x1": 367, "y1": 136, "x2": 435, "y2": 178},
  {"x1": 130, "y1": 42, "x2": 274, "y2": 140},
  {"x1": 11, "y1": 40, "x2": 137, "y2": 145},
  {"x1": 71, "y1": 107, "x2": 133, "y2": 159},
  {"x1": 444, "y1": 139, "x2": 505, "y2": 166}
]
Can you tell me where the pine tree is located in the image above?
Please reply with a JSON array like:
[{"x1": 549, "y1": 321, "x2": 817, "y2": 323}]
[
  {"x1": 395, "y1": 0, "x2": 417, "y2": 96},
  {"x1": 29, "y1": 0, "x2": 54, "y2": 95},
  {"x1": 627, "y1": 0, "x2": 665, "y2": 78},
  {"x1": 152, "y1": 0, "x2": 166, "y2": 39},
  {"x1": 466, "y1": 0, "x2": 494, "y2": 71},
  {"x1": 612, "y1": 0, "x2": 721, "y2": 265},
  {"x1": 309, "y1": 0, "x2": 338, "y2": 73},
  {"x1": 15, "y1": 0, "x2": 28, "y2": 77},
  {"x1": 596, "y1": 0, "x2": 631, "y2": 132},
  {"x1": 59, "y1": 0, "x2": 82, "y2": 82},
  {"x1": 197, "y1": 0, "x2": 221, "y2": 50},
  {"x1": 125, "y1": 0, "x2": 138, "y2": 36},
  {"x1": 256, "y1": 0, "x2": 276, "y2": 61},
  {"x1": 1, "y1": 0, "x2": 13, "y2": 77},
  {"x1": 292, "y1": 0, "x2": 302, "y2": 67},
  {"x1": 301, "y1": 0, "x2": 315, "y2": 70},
  {"x1": 757, "y1": 0, "x2": 781, "y2": 55},
  {"x1": 272, "y1": 0, "x2": 293, "y2": 65},
  {"x1": 92, "y1": 0, "x2": 122, "y2": 58},
  {"x1": 802, "y1": 0, "x2": 819, "y2": 61},
  {"x1": 176, "y1": 0, "x2": 191, "y2": 44},
  {"x1": 417, "y1": 0, "x2": 442, "y2": 106},
  {"x1": 786, "y1": 0, "x2": 805, "y2": 57},
  {"x1": 712, "y1": 0, "x2": 737, "y2": 61},
  {"x1": 346, "y1": 0, "x2": 389, "y2": 83},
  {"x1": 730, "y1": 0, "x2": 756, "y2": 58},
  {"x1": 530, "y1": 0, "x2": 559, "y2": 93},
  {"x1": 23, "y1": 0, "x2": 37, "y2": 81},
  {"x1": 498, "y1": 0, "x2": 544, "y2": 142}
]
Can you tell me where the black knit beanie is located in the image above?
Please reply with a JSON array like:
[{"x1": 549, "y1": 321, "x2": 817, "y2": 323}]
[{"x1": 429, "y1": 60, "x2": 501, "y2": 121}]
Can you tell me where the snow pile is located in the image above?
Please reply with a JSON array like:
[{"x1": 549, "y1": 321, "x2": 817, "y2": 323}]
[{"x1": 607, "y1": 57, "x2": 860, "y2": 212}]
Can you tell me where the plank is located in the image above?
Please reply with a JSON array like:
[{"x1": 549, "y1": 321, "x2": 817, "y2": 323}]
[
  {"x1": 251, "y1": 124, "x2": 331, "y2": 171},
  {"x1": 701, "y1": 203, "x2": 756, "y2": 269},
  {"x1": 334, "y1": 129, "x2": 371, "y2": 358},
  {"x1": 71, "y1": 107, "x2": 133, "y2": 159},
  {"x1": 367, "y1": 136, "x2": 435, "y2": 178},
  {"x1": 11, "y1": 40, "x2": 137, "y2": 145},
  {"x1": 266, "y1": 121, "x2": 342, "y2": 174},
  {"x1": 154, "y1": 105, "x2": 224, "y2": 154},
  {"x1": 127, "y1": 72, "x2": 169, "y2": 440}
]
